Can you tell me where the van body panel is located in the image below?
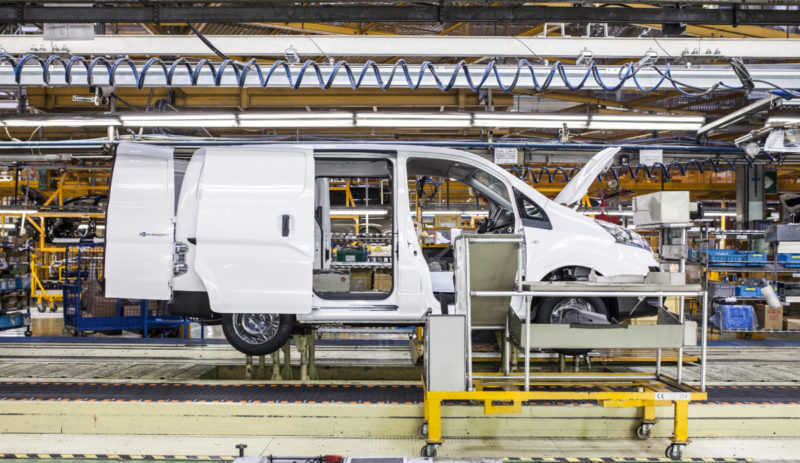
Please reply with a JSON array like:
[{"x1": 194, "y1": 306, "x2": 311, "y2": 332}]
[
  {"x1": 106, "y1": 142, "x2": 658, "y2": 331},
  {"x1": 194, "y1": 147, "x2": 315, "y2": 314},
  {"x1": 104, "y1": 143, "x2": 175, "y2": 300}
]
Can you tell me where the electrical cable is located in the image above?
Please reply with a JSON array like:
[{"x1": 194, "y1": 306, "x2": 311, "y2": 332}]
[
  {"x1": 508, "y1": 156, "x2": 743, "y2": 184},
  {"x1": 187, "y1": 23, "x2": 233, "y2": 62},
  {"x1": 0, "y1": 53, "x2": 772, "y2": 95}
]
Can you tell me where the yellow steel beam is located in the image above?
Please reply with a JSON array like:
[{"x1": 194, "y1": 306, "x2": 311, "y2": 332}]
[{"x1": 27, "y1": 87, "x2": 514, "y2": 109}]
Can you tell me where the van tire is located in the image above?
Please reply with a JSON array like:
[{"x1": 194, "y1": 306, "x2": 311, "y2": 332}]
[
  {"x1": 533, "y1": 297, "x2": 609, "y2": 356},
  {"x1": 221, "y1": 313, "x2": 296, "y2": 356}
]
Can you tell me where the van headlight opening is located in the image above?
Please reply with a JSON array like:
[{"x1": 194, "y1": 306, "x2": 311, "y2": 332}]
[{"x1": 595, "y1": 219, "x2": 651, "y2": 251}]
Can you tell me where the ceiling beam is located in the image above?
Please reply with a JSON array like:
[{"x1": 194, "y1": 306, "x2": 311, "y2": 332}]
[
  {"x1": 529, "y1": 91, "x2": 704, "y2": 116},
  {"x1": 5, "y1": 35, "x2": 800, "y2": 59},
  {"x1": 5, "y1": 5, "x2": 800, "y2": 25}
]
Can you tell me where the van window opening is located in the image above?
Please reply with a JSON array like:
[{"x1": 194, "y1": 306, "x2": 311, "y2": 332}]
[{"x1": 313, "y1": 159, "x2": 394, "y2": 299}]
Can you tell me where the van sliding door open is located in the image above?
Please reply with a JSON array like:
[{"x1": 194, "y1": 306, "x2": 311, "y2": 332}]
[{"x1": 313, "y1": 159, "x2": 394, "y2": 299}]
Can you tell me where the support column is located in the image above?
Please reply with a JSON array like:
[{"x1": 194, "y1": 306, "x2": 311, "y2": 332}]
[{"x1": 736, "y1": 163, "x2": 765, "y2": 224}]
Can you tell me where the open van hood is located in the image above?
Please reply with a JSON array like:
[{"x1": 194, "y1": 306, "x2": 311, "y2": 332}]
[{"x1": 554, "y1": 147, "x2": 621, "y2": 206}]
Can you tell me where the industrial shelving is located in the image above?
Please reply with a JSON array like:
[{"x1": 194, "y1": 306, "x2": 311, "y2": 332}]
[{"x1": 693, "y1": 227, "x2": 800, "y2": 335}]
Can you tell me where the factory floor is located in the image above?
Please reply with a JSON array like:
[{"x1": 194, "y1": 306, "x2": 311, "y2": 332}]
[
  {"x1": 1, "y1": 325, "x2": 799, "y2": 462},
  {"x1": 2, "y1": 434, "x2": 799, "y2": 461}
]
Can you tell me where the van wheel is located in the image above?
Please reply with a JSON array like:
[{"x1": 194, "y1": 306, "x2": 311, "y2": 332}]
[
  {"x1": 221, "y1": 313, "x2": 295, "y2": 356},
  {"x1": 533, "y1": 297, "x2": 609, "y2": 356}
]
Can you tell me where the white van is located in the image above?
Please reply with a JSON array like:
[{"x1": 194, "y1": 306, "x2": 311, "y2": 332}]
[{"x1": 104, "y1": 143, "x2": 659, "y2": 355}]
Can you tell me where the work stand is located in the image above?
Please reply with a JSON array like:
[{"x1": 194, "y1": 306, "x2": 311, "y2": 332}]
[{"x1": 419, "y1": 234, "x2": 708, "y2": 460}]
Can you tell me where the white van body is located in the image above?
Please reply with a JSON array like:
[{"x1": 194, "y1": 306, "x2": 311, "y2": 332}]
[{"x1": 105, "y1": 143, "x2": 658, "y2": 355}]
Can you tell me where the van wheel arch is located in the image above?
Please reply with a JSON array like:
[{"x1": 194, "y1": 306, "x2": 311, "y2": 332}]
[{"x1": 534, "y1": 266, "x2": 618, "y2": 321}]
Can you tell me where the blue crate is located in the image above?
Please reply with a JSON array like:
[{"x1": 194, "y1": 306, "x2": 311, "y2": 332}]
[
  {"x1": 707, "y1": 249, "x2": 744, "y2": 266},
  {"x1": 778, "y1": 253, "x2": 800, "y2": 268},
  {"x1": 743, "y1": 251, "x2": 768, "y2": 267},
  {"x1": 710, "y1": 304, "x2": 757, "y2": 331},
  {"x1": 735, "y1": 285, "x2": 762, "y2": 298}
]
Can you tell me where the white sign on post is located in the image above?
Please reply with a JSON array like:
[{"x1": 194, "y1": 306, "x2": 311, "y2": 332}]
[
  {"x1": 494, "y1": 147, "x2": 519, "y2": 165},
  {"x1": 639, "y1": 149, "x2": 663, "y2": 166}
]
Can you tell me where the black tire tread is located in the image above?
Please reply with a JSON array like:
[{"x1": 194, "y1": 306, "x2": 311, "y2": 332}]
[{"x1": 221, "y1": 313, "x2": 295, "y2": 356}]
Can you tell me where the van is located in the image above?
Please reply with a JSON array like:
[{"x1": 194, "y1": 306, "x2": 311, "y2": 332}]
[{"x1": 105, "y1": 143, "x2": 659, "y2": 355}]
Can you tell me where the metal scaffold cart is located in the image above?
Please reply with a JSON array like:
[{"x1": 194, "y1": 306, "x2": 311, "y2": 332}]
[
  {"x1": 62, "y1": 242, "x2": 189, "y2": 337},
  {"x1": 420, "y1": 234, "x2": 708, "y2": 460}
]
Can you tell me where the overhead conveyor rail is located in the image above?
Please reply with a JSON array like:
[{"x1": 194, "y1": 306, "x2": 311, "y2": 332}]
[{"x1": 420, "y1": 234, "x2": 709, "y2": 460}]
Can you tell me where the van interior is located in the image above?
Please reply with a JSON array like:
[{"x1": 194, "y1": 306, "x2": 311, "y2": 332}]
[
  {"x1": 311, "y1": 156, "x2": 518, "y2": 301},
  {"x1": 313, "y1": 159, "x2": 394, "y2": 299},
  {"x1": 407, "y1": 157, "x2": 516, "y2": 274}
]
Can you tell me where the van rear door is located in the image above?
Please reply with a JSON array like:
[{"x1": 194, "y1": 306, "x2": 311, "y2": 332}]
[
  {"x1": 194, "y1": 147, "x2": 315, "y2": 314},
  {"x1": 105, "y1": 143, "x2": 175, "y2": 300}
]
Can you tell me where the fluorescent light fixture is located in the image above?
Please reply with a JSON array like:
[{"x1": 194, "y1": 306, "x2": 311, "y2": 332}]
[
  {"x1": 703, "y1": 211, "x2": 737, "y2": 217},
  {"x1": 588, "y1": 115, "x2": 704, "y2": 131},
  {"x1": 2, "y1": 117, "x2": 120, "y2": 127},
  {"x1": 355, "y1": 112, "x2": 471, "y2": 128},
  {"x1": 239, "y1": 112, "x2": 353, "y2": 128},
  {"x1": 0, "y1": 209, "x2": 38, "y2": 214},
  {"x1": 330, "y1": 209, "x2": 389, "y2": 216},
  {"x1": 120, "y1": 113, "x2": 237, "y2": 128},
  {"x1": 474, "y1": 113, "x2": 588, "y2": 129},
  {"x1": 472, "y1": 113, "x2": 703, "y2": 131},
  {"x1": 767, "y1": 116, "x2": 800, "y2": 125}
]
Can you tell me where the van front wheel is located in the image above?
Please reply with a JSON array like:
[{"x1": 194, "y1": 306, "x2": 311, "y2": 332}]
[{"x1": 221, "y1": 313, "x2": 296, "y2": 356}]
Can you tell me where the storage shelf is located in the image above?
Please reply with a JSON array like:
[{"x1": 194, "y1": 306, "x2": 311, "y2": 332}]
[
  {"x1": 330, "y1": 262, "x2": 392, "y2": 268},
  {"x1": 331, "y1": 233, "x2": 392, "y2": 241},
  {"x1": 707, "y1": 264, "x2": 799, "y2": 273}
]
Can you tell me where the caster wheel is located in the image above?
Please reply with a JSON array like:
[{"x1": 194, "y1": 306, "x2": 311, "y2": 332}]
[
  {"x1": 49, "y1": 304, "x2": 58, "y2": 313},
  {"x1": 665, "y1": 443, "x2": 684, "y2": 460},
  {"x1": 635, "y1": 423, "x2": 652, "y2": 440},
  {"x1": 418, "y1": 423, "x2": 428, "y2": 439},
  {"x1": 420, "y1": 444, "x2": 438, "y2": 458},
  {"x1": 37, "y1": 304, "x2": 45, "y2": 313}
]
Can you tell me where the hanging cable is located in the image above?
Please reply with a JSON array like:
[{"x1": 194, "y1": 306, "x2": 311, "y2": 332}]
[
  {"x1": 1, "y1": 53, "x2": 784, "y2": 95},
  {"x1": 507, "y1": 155, "x2": 750, "y2": 184}
]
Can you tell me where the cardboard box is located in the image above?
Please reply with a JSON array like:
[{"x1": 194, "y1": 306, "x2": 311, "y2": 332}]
[
  {"x1": 434, "y1": 213, "x2": 461, "y2": 228},
  {"x1": 313, "y1": 270, "x2": 350, "y2": 292},
  {"x1": 373, "y1": 271, "x2": 392, "y2": 291},
  {"x1": 754, "y1": 303, "x2": 783, "y2": 331},
  {"x1": 784, "y1": 317, "x2": 800, "y2": 331},
  {"x1": 350, "y1": 270, "x2": 373, "y2": 292}
]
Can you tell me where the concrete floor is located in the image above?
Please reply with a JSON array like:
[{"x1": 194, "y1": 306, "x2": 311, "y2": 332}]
[
  {"x1": 1, "y1": 434, "x2": 798, "y2": 461},
  {"x1": 1, "y1": 333, "x2": 799, "y2": 462}
]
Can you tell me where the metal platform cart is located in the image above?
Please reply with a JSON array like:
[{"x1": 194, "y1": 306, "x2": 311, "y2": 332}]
[
  {"x1": 420, "y1": 234, "x2": 708, "y2": 460},
  {"x1": 62, "y1": 243, "x2": 189, "y2": 337}
]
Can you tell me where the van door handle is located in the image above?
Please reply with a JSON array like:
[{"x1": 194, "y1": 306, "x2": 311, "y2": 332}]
[{"x1": 282, "y1": 215, "x2": 291, "y2": 237}]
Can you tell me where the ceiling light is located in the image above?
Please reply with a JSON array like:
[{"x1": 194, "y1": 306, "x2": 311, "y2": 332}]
[
  {"x1": 2, "y1": 117, "x2": 120, "y2": 127},
  {"x1": 239, "y1": 112, "x2": 353, "y2": 128},
  {"x1": 474, "y1": 113, "x2": 588, "y2": 129},
  {"x1": 330, "y1": 209, "x2": 389, "y2": 216},
  {"x1": 355, "y1": 112, "x2": 472, "y2": 128},
  {"x1": 588, "y1": 115, "x2": 704, "y2": 131},
  {"x1": 0, "y1": 209, "x2": 38, "y2": 214},
  {"x1": 767, "y1": 116, "x2": 800, "y2": 125},
  {"x1": 120, "y1": 113, "x2": 237, "y2": 128}
]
